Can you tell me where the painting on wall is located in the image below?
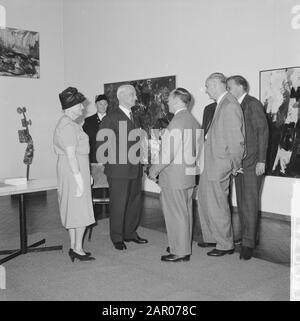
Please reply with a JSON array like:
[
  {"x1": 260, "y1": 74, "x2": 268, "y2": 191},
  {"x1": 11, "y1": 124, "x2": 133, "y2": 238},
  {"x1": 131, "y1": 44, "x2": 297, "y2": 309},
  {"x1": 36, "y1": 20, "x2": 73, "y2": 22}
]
[
  {"x1": 104, "y1": 75, "x2": 176, "y2": 165},
  {"x1": 260, "y1": 66, "x2": 300, "y2": 178},
  {"x1": 0, "y1": 27, "x2": 40, "y2": 78},
  {"x1": 104, "y1": 75, "x2": 176, "y2": 137}
]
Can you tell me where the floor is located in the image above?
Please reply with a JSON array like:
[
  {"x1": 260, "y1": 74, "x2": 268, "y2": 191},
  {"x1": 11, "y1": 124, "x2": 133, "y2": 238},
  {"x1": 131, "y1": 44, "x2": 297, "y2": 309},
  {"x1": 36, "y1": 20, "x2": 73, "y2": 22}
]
[
  {"x1": 0, "y1": 217, "x2": 290, "y2": 301},
  {"x1": 0, "y1": 190, "x2": 291, "y2": 300},
  {"x1": 142, "y1": 192, "x2": 291, "y2": 265},
  {"x1": 0, "y1": 190, "x2": 290, "y2": 264}
]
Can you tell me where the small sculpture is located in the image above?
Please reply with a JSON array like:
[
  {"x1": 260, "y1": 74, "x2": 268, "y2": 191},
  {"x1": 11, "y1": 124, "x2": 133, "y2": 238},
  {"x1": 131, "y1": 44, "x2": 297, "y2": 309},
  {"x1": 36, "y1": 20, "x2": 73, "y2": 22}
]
[{"x1": 17, "y1": 107, "x2": 34, "y2": 180}]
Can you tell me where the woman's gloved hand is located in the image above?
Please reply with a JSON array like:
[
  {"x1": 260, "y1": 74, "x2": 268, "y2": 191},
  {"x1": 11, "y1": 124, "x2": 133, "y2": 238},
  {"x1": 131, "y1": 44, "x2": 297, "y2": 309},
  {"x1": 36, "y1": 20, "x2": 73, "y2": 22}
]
[{"x1": 73, "y1": 172, "x2": 84, "y2": 197}]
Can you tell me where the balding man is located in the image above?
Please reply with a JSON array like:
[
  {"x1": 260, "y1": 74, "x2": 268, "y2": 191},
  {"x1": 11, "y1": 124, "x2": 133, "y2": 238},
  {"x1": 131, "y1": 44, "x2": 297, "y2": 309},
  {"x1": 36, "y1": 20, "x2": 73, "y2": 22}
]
[
  {"x1": 197, "y1": 73, "x2": 245, "y2": 256},
  {"x1": 149, "y1": 88, "x2": 200, "y2": 262},
  {"x1": 96, "y1": 85, "x2": 147, "y2": 250}
]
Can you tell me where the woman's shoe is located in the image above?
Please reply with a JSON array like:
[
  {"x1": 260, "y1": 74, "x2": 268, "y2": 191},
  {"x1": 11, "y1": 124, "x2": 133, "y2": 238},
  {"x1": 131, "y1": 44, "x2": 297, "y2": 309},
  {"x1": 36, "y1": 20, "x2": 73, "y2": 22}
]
[
  {"x1": 69, "y1": 248, "x2": 91, "y2": 258},
  {"x1": 68, "y1": 249, "x2": 93, "y2": 262},
  {"x1": 72, "y1": 250, "x2": 95, "y2": 262},
  {"x1": 68, "y1": 248, "x2": 75, "y2": 262}
]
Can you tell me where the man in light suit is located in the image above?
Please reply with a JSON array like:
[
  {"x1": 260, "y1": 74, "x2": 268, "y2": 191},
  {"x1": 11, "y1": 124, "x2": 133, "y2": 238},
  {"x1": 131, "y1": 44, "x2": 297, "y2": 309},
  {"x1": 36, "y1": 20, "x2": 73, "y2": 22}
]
[
  {"x1": 227, "y1": 75, "x2": 269, "y2": 260},
  {"x1": 96, "y1": 85, "x2": 147, "y2": 250},
  {"x1": 149, "y1": 88, "x2": 201, "y2": 262},
  {"x1": 198, "y1": 73, "x2": 245, "y2": 256}
]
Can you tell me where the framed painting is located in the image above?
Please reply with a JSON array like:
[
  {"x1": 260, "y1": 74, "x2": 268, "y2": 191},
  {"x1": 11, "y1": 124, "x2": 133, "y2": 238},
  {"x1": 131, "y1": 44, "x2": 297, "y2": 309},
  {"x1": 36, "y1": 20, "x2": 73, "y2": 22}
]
[
  {"x1": 104, "y1": 75, "x2": 176, "y2": 137},
  {"x1": 0, "y1": 27, "x2": 40, "y2": 78},
  {"x1": 104, "y1": 75, "x2": 176, "y2": 165},
  {"x1": 260, "y1": 66, "x2": 300, "y2": 177}
]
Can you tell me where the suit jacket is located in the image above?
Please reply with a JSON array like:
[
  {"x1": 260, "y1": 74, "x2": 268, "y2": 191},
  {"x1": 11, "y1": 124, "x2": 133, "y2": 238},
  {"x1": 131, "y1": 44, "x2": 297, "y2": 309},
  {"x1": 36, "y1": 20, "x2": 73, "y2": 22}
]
[
  {"x1": 202, "y1": 102, "x2": 217, "y2": 137},
  {"x1": 240, "y1": 94, "x2": 269, "y2": 169},
  {"x1": 151, "y1": 109, "x2": 201, "y2": 189},
  {"x1": 291, "y1": 86, "x2": 300, "y2": 102},
  {"x1": 204, "y1": 92, "x2": 245, "y2": 181},
  {"x1": 96, "y1": 107, "x2": 142, "y2": 179},
  {"x1": 82, "y1": 113, "x2": 103, "y2": 163}
]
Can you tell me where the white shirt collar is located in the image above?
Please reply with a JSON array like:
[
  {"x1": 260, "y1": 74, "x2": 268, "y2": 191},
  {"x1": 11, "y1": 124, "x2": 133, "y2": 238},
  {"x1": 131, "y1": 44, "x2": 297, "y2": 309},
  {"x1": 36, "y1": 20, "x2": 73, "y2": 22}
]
[
  {"x1": 217, "y1": 91, "x2": 227, "y2": 105},
  {"x1": 119, "y1": 105, "x2": 131, "y2": 119},
  {"x1": 238, "y1": 93, "x2": 247, "y2": 104},
  {"x1": 174, "y1": 107, "x2": 186, "y2": 115},
  {"x1": 97, "y1": 112, "x2": 106, "y2": 121}
]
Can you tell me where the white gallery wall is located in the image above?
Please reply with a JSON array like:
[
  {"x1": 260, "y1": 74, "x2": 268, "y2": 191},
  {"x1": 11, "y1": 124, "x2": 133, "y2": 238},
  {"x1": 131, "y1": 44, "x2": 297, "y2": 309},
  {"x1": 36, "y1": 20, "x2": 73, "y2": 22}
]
[
  {"x1": 62, "y1": 0, "x2": 300, "y2": 216},
  {"x1": 0, "y1": 0, "x2": 64, "y2": 180},
  {"x1": 0, "y1": 0, "x2": 299, "y2": 216}
]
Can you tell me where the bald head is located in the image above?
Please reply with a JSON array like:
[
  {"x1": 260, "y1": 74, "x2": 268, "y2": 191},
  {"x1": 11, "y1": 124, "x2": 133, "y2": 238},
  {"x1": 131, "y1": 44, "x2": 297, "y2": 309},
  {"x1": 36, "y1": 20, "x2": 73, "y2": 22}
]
[{"x1": 168, "y1": 87, "x2": 191, "y2": 113}]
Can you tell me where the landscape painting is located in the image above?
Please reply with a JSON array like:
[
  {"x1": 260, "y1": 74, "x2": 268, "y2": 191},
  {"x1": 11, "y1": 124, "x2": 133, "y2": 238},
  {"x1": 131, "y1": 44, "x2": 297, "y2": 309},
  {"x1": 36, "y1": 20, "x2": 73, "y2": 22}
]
[
  {"x1": 260, "y1": 66, "x2": 300, "y2": 178},
  {"x1": 0, "y1": 27, "x2": 40, "y2": 78}
]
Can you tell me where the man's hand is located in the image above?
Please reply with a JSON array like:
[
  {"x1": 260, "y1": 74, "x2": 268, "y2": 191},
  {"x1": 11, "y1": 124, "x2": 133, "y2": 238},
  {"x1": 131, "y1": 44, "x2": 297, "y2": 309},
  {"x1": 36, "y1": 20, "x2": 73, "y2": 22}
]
[
  {"x1": 232, "y1": 168, "x2": 244, "y2": 176},
  {"x1": 256, "y1": 162, "x2": 265, "y2": 176}
]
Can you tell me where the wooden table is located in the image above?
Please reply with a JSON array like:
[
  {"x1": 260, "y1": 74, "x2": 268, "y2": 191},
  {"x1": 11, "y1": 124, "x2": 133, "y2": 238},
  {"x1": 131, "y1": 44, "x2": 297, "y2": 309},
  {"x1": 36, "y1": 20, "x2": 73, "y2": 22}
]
[{"x1": 0, "y1": 178, "x2": 63, "y2": 265}]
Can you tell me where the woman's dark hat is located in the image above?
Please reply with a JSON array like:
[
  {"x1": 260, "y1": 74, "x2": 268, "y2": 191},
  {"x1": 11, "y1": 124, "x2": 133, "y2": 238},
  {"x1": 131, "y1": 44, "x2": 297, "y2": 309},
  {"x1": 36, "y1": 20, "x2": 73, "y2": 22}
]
[
  {"x1": 59, "y1": 87, "x2": 86, "y2": 110},
  {"x1": 95, "y1": 94, "x2": 108, "y2": 103}
]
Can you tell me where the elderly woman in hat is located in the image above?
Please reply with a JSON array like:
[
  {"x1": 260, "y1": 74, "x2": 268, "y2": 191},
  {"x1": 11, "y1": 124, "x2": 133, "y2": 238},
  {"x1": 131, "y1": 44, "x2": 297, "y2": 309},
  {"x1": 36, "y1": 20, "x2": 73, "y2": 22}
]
[{"x1": 53, "y1": 87, "x2": 95, "y2": 262}]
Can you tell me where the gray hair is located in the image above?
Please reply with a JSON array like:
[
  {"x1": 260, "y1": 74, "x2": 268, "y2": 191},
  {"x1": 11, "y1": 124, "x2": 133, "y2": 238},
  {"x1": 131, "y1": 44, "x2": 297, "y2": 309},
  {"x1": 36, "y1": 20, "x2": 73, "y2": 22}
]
[
  {"x1": 116, "y1": 84, "x2": 134, "y2": 100},
  {"x1": 206, "y1": 72, "x2": 227, "y2": 84}
]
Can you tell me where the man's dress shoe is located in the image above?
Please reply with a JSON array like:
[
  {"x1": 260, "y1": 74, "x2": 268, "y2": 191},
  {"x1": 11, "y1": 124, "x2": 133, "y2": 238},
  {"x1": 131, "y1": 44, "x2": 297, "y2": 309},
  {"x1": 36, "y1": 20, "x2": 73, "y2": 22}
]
[
  {"x1": 124, "y1": 235, "x2": 148, "y2": 244},
  {"x1": 234, "y1": 239, "x2": 242, "y2": 246},
  {"x1": 240, "y1": 246, "x2": 253, "y2": 260},
  {"x1": 207, "y1": 248, "x2": 235, "y2": 256},
  {"x1": 197, "y1": 242, "x2": 216, "y2": 248},
  {"x1": 113, "y1": 242, "x2": 127, "y2": 250},
  {"x1": 161, "y1": 254, "x2": 190, "y2": 262}
]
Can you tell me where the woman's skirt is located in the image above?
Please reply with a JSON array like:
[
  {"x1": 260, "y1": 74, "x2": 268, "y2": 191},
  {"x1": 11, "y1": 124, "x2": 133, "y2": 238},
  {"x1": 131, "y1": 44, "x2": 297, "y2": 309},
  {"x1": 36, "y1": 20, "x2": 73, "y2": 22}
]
[{"x1": 56, "y1": 154, "x2": 95, "y2": 229}]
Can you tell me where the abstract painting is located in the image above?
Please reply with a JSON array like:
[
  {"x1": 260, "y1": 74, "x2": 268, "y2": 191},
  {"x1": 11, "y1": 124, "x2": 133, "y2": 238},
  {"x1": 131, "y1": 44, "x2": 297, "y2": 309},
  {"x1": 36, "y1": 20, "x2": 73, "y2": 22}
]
[
  {"x1": 104, "y1": 75, "x2": 176, "y2": 137},
  {"x1": 260, "y1": 66, "x2": 300, "y2": 178},
  {"x1": 0, "y1": 27, "x2": 40, "y2": 78},
  {"x1": 104, "y1": 75, "x2": 176, "y2": 165}
]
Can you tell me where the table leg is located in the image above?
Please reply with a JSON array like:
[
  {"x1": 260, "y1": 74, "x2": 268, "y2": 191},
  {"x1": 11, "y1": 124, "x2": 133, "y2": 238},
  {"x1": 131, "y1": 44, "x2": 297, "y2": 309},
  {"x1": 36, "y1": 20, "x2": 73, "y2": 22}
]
[
  {"x1": 0, "y1": 240, "x2": 46, "y2": 255},
  {"x1": 0, "y1": 192, "x2": 63, "y2": 265},
  {"x1": 0, "y1": 250, "x2": 21, "y2": 265},
  {"x1": 19, "y1": 194, "x2": 28, "y2": 254}
]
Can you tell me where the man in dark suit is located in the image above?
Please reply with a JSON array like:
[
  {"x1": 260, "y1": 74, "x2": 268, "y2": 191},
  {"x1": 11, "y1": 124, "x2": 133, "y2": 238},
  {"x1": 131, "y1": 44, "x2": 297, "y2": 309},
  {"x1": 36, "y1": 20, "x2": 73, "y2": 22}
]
[
  {"x1": 83, "y1": 94, "x2": 108, "y2": 163},
  {"x1": 227, "y1": 75, "x2": 269, "y2": 260},
  {"x1": 197, "y1": 101, "x2": 216, "y2": 247},
  {"x1": 96, "y1": 85, "x2": 147, "y2": 250},
  {"x1": 202, "y1": 102, "x2": 217, "y2": 137}
]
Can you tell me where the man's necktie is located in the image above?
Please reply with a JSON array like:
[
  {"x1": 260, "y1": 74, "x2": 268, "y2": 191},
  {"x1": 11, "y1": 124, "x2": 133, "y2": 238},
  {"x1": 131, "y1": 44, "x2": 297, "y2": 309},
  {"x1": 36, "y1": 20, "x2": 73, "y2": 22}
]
[
  {"x1": 205, "y1": 119, "x2": 212, "y2": 140},
  {"x1": 201, "y1": 106, "x2": 217, "y2": 172},
  {"x1": 129, "y1": 111, "x2": 134, "y2": 124}
]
